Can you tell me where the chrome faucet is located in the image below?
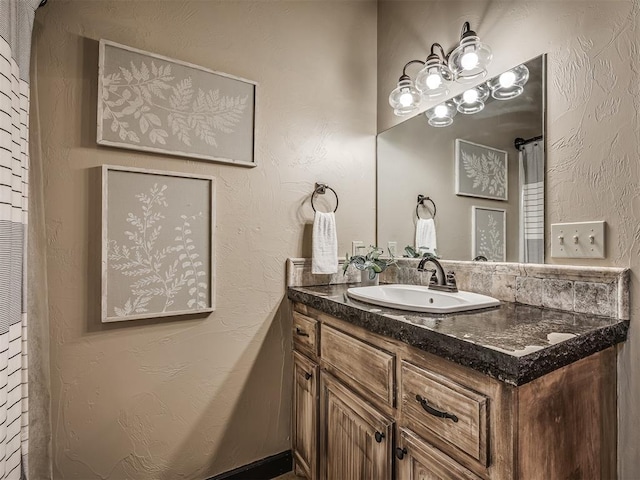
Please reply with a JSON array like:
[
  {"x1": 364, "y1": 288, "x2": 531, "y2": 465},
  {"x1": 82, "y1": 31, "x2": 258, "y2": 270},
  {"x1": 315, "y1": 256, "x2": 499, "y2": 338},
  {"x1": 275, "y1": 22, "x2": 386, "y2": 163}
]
[{"x1": 417, "y1": 254, "x2": 458, "y2": 293}]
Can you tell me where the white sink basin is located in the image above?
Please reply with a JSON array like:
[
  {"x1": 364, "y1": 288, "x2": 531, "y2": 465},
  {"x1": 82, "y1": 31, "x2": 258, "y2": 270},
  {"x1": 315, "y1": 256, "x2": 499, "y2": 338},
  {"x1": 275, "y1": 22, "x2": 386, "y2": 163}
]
[{"x1": 347, "y1": 284, "x2": 500, "y2": 314}]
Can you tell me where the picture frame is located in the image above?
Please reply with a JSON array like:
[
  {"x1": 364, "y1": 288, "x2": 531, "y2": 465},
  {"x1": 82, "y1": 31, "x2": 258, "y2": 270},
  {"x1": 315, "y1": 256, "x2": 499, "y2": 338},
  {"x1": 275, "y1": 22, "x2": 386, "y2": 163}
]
[
  {"x1": 101, "y1": 165, "x2": 216, "y2": 322},
  {"x1": 472, "y1": 206, "x2": 506, "y2": 262},
  {"x1": 455, "y1": 139, "x2": 508, "y2": 201},
  {"x1": 98, "y1": 39, "x2": 257, "y2": 167}
]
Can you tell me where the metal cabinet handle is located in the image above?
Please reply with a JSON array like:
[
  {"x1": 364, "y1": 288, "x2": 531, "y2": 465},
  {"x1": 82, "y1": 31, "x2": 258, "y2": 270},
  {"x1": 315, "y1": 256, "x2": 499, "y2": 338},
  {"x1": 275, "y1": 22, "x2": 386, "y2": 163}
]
[
  {"x1": 415, "y1": 394, "x2": 458, "y2": 423},
  {"x1": 304, "y1": 372, "x2": 312, "y2": 380},
  {"x1": 374, "y1": 431, "x2": 385, "y2": 443},
  {"x1": 396, "y1": 447, "x2": 407, "y2": 460},
  {"x1": 295, "y1": 328, "x2": 309, "y2": 337}
]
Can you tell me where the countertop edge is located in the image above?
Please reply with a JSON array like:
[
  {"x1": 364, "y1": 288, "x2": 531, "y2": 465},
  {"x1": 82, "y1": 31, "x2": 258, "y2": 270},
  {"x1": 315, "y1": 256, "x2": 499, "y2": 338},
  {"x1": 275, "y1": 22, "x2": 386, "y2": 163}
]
[{"x1": 287, "y1": 286, "x2": 629, "y2": 386}]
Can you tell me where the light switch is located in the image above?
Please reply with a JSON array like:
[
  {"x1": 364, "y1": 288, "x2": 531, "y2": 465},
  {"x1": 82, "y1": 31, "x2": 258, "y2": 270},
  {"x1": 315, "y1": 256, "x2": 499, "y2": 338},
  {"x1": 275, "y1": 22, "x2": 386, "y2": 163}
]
[
  {"x1": 352, "y1": 241, "x2": 365, "y2": 256},
  {"x1": 550, "y1": 221, "x2": 605, "y2": 258},
  {"x1": 387, "y1": 241, "x2": 398, "y2": 256}
]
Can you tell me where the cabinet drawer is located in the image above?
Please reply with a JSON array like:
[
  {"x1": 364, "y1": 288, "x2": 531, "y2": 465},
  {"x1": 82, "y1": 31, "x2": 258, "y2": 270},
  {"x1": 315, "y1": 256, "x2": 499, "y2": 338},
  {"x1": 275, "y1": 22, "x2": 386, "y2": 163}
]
[
  {"x1": 293, "y1": 312, "x2": 319, "y2": 358},
  {"x1": 397, "y1": 428, "x2": 482, "y2": 480},
  {"x1": 320, "y1": 325, "x2": 394, "y2": 407},
  {"x1": 400, "y1": 361, "x2": 488, "y2": 466}
]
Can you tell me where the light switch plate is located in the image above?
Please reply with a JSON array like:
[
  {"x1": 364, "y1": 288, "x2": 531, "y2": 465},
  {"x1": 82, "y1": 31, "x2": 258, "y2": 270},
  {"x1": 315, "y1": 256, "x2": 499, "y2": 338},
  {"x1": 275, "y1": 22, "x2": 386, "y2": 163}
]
[
  {"x1": 550, "y1": 221, "x2": 605, "y2": 258},
  {"x1": 387, "y1": 241, "x2": 398, "y2": 256},
  {"x1": 352, "y1": 241, "x2": 365, "y2": 256}
]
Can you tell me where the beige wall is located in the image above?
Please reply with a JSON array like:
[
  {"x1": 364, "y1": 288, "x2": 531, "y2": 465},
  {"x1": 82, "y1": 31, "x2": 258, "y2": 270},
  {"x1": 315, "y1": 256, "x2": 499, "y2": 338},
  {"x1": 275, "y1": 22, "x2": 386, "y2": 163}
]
[
  {"x1": 378, "y1": 0, "x2": 639, "y2": 476},
  {"x1": 32, "y1": 0, "x2": 376, "y2": 478}
]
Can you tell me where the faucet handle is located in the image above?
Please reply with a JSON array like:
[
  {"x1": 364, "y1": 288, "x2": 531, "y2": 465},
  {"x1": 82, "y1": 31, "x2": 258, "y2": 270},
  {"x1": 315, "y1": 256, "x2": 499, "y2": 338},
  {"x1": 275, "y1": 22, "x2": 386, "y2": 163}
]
[
  {"x1": 446, "y1": 271, "x2": 457, "y2": 287},
  {"x1": 429, "y1": 271, "x2": 438, "y2": 285}
]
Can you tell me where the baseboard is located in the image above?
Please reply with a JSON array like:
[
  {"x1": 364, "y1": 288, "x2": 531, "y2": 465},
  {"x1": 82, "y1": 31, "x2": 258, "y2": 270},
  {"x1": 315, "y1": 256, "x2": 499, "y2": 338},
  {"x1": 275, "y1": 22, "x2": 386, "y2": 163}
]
[{"x1": 209, "y1": 450, "x2": 292, "y2": 480}]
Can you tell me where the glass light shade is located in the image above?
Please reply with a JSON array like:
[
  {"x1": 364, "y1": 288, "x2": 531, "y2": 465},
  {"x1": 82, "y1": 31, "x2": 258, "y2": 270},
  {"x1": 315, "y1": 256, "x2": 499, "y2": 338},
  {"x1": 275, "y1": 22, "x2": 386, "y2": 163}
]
[
  {"x1": 415, "y1": 55, "x2": 451, "y2": 100},
  {"x1": 488, "y1": 64, "x2": 530, "y2": 100},
  {"x1": 424, "y1": 100, "x2": 457, "y2": 127},
  {"x1": 454, "y1": 84, "x2": 490, "y2": 114},
  {"x1": 389, "y1": 78, "x2": 422, "y2": 116},
  {"x1": 449, "y1": 35, "x2": 493, "y2": 84}
]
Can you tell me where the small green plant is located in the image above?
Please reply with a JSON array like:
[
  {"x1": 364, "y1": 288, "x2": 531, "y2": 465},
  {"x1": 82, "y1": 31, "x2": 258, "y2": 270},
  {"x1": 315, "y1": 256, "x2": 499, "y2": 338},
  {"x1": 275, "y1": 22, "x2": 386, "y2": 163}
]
[
  {"x1": 343, "y1": 246, "x2": 396, "y2": 280},
  {"x1": 403, "y1": 245, "x2": 440, "y2": 258}
]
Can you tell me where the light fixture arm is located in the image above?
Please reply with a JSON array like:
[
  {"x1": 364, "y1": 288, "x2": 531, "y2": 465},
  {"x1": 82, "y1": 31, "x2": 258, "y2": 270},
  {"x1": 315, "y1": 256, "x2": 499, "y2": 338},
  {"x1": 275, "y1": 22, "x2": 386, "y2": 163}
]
[
  {"x1": 460, "y1": 21, "x2": 471, "y2": 38},
  {"x1": 430, "y1": 43, "x2": 447, "y2": 60},
  {"x1": 401, "y1": 59, "x2": 426, "y2": 78}
]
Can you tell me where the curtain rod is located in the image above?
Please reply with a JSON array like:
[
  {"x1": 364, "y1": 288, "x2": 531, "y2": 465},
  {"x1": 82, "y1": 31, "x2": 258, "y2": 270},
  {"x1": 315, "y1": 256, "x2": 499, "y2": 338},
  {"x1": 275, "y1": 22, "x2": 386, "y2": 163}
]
[{"x1": 514, "y1": 135, "x2": 543, "y2": 149}]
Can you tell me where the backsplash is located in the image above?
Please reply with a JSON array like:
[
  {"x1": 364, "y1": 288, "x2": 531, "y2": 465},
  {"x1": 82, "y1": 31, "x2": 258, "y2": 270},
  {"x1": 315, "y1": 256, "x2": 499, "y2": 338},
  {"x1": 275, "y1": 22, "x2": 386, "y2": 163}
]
[{"x1": 286, "y1": 258, "x2": 629, "y2": 320}]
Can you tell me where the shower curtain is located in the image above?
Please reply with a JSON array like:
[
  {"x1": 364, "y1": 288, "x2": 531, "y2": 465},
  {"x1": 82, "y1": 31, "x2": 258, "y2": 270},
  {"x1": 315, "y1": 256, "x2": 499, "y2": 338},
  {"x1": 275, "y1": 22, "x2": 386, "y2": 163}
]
[
  {"x1": 518, "y1": 140, "x2": 545, "y2": 264},
  {"x1": 0, "y1": 0, "x2": 40, "y2": 478}
]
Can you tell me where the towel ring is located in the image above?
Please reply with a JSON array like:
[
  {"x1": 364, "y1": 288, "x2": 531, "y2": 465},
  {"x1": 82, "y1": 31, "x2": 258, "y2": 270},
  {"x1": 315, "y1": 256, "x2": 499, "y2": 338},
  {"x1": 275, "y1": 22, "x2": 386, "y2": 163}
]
[
  {"x1": 311, "y1": 183, "x2": 339, "y2": 213},
  {"x1": 416, "y1": 194, "x2": 436, "y2": 219}
]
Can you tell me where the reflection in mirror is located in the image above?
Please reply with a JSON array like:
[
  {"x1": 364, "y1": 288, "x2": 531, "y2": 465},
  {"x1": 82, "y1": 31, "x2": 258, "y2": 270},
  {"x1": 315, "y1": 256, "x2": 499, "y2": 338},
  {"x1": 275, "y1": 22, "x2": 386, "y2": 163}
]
[{"x1": 377, "y1": 55, "x2": 545, "y2": 263}]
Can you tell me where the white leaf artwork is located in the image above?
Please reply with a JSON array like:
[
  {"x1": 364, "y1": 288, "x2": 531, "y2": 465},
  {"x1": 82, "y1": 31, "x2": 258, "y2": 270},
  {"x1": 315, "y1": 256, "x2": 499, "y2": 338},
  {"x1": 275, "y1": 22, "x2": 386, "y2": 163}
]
[
  {"x1": 108, "y1": 185, "x2": 208, "y2": 316},
  {"x1": 98, "y1": 40, "x2": 257, "y2": 166},
  {"x1": 478, "y1": 215, "x2": 503, "y2": 261},
  {"x1": 473, "y1": 207, "x2": 505, "y2": 262},
  {"x1": 102, "y1": 166, "x2": 216, "y2": 323},
  {"x1": 455, "y1": 139, "x2": 508, "y2": 201}
]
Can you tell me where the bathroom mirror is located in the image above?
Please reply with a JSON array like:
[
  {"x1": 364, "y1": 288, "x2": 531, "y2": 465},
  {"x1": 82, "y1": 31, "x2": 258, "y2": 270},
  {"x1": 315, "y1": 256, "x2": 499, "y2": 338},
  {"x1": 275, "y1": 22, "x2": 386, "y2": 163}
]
[{"x1": 377, "y1": 55, "x2": 545, "y2": 263}]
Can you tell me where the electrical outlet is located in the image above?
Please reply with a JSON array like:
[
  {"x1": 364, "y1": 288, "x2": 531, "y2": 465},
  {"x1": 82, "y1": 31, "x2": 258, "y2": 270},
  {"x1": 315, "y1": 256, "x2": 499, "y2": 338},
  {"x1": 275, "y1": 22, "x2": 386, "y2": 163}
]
[
  {"x1": 387, "y1": 241, "x2": 398, "y2": 256},
  {"x1": 550, "y1": 221, "x2": 605, "y2": 258},
  {"x1": 352, "y1": 241, "x2": 365, "y2": 256}
]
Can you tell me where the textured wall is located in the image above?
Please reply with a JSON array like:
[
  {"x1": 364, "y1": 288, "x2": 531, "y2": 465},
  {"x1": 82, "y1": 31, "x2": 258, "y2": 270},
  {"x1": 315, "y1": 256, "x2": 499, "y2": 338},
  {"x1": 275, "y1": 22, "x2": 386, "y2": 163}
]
[
  {"x1": 32, "y1": 1, "x2": 376, "y2": 478},
  {"x1": 378, "y1": 0, "x2": 639, "y2": 476}
]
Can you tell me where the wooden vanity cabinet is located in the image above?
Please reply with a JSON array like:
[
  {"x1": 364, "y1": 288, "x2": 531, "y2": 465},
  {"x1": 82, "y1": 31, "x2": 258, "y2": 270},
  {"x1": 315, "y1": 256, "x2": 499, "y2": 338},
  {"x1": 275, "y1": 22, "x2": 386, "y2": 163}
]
[
  {"x1": 291, "y1": 302, "x2": 617, "y2": 480},
  {"x1": 293, "y1": 351, "x2": 318, "y2": 480},
  {"x1": 320, "y1": 373, "x2": 394, "y2": 479}
]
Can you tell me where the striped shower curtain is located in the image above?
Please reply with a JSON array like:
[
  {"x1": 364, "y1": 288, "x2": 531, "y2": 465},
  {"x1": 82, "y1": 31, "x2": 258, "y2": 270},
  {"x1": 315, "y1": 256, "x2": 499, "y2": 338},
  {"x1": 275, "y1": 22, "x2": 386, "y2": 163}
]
[
  {"x1": 518, "y1": 140, "x2": 545, "y2": 264},
  {"x1": 0, "y1": 1, "x2": 39, "y2": 478}
]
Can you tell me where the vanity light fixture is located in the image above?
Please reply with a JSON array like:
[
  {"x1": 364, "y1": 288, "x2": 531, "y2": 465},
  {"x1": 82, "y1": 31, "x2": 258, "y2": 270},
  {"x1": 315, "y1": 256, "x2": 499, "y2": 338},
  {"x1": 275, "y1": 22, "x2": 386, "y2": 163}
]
[
  {"x1": 448, "y1": 22, "x2": 493, "y2": 83},
  {"x1": 390, "y1": 21, "x2": 492, "y2": 116},
  {"x1": 488, "y1": 63, "x2": 529, "y2": 100},
  {"x1": 424, "y1": 100, "x2": 457, "y2": 127},
  {"x1": 388, "y1": 60, "x2": 424, "y2": 116},
  {"x1": 455, "y1": 84, "x2": 490, "y2": 114},
  {"x1": 415, "y1": 43, "x2": 452, "y2": 100}
]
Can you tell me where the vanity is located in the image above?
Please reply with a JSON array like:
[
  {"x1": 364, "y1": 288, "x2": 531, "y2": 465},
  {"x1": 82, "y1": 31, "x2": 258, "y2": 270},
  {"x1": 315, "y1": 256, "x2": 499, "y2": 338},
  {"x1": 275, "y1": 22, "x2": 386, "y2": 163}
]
[{"x1": 286, "y1": 260, "x2": 629, "y2": 480}]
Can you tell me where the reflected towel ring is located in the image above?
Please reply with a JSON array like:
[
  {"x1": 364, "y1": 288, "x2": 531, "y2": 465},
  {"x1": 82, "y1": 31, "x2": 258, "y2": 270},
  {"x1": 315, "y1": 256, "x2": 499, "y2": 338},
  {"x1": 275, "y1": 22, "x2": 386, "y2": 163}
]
[
  {"x1": 311, "y1": 183, "x2": 339, "y2": 213},
  {"x1": 416, "y1": 194, "x2": 436, "y2": 219}
]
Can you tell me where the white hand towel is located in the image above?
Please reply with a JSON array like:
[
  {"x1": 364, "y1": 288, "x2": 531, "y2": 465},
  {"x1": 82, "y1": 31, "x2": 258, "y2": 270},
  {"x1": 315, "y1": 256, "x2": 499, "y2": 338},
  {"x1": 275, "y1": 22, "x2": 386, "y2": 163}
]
[
  {"x1": 312, "y1": 211, "x2": 338, "y2": 274},
  {"x1": 415, "y1": 218, "x2": 437, "y2": 255}
]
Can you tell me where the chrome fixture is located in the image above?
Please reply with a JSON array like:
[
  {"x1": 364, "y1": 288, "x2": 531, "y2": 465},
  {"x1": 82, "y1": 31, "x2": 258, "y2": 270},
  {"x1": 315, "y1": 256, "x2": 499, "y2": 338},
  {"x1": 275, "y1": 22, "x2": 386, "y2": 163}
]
[
  {"x1": 424, "y1": 100, "x2": 457, "y2": 127},
  {"x1": 389, "y1": 22, "x2": 492, "y2": 116},
  {"x1": 388, "y1": 60, "x2": 424, "y2": 116},
  {"x1": 488, "y1": 63, "x2": 529, "y2": 100},
  {"x1": 454, "y1": 83, "x2": 490, "y2": 114},
  {"x1": 448, "y1": 22, "x2": 493, "y2": 84},
  {"x1": 415, "y1": 43, "x2": 452, "y2": 100},
  {"x1": 311, "y1": 183, "x2": 339, "y2": 213},
  {"x1": 417, "y1": 254, "x2": 458, "y2": 293}
]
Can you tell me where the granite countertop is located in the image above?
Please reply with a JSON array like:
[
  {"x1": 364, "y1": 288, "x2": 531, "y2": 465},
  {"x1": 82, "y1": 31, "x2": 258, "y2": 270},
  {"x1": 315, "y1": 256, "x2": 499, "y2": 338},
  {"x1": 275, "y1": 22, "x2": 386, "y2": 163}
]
[{"x1": 287, "y1": 284, "x2": 629, "y2": 386}]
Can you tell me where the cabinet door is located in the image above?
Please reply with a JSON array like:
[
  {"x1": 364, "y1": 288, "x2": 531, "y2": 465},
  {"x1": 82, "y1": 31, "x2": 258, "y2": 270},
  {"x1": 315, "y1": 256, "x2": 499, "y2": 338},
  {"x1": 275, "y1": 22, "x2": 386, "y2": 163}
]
[
  {"x1": 293, "y1": 352, "x2": 319, "y2": 480},
  {"x1": 320, "y1": 374, "x2": 393, "y2": 480},
  {"x1": 396, "y1": 429, "x2": 482, "y2": 480}
]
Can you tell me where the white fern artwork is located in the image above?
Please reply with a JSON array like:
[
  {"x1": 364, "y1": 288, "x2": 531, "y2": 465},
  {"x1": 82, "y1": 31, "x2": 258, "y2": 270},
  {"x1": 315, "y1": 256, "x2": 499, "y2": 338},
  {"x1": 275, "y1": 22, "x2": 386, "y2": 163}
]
[
  {"x1": 102, "y1": 167, "x2": 215, "y2": 323},
  {"x1": 98, "y1": 40, "x2": 256, "y2": 166},
  {"x1": 456, "y1": 139, "x2": 508, "y2": 201},
  {"x1": 473, "y1": 207, "x2": 505, "y2": 262}
]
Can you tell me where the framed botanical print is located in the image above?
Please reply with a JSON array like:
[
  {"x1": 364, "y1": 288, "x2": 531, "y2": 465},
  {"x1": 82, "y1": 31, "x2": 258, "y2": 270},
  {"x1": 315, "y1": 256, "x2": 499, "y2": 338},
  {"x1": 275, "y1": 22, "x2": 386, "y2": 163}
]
[
  {"x1": 455, "y1": 139, "x2": 508, "y2": 201},
  {"x1": 98, "y1": 39, "x2": 257, "y2": 167},
  {"x1": 101, "y1": 165, "x2": 216, "y2": 322},
  {"x1": 472, "y1": 206, "x2": 506, "y2": 262}
]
